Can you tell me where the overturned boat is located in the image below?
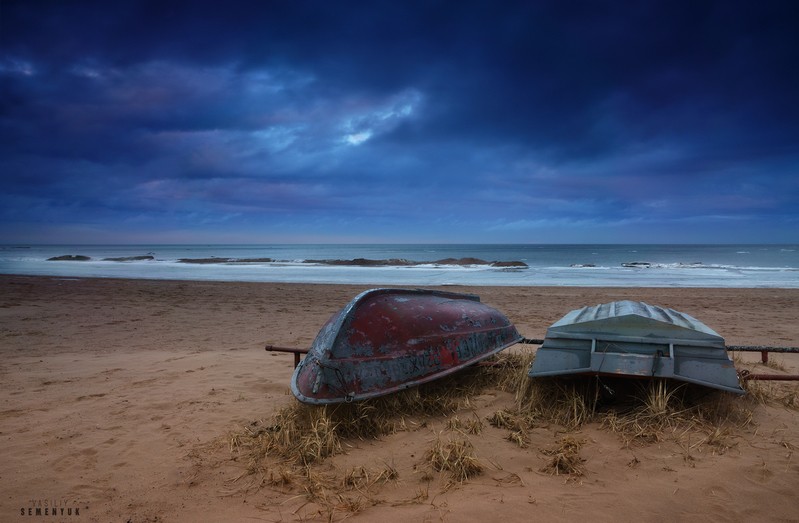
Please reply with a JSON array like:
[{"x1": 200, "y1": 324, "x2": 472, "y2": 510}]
[
  {"x1": 291, "y1": 288, "x2": 522, "y2": 404},
  {"x1": 528, "y1": 300, "x2": 744, "y2": 394}
]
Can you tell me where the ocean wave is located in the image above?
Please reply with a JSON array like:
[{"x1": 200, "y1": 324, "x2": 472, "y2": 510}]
[
  {"x1": 134, "y1": 256, "x2": 534, "y2": 269},
  {"x1": 564, "y1": 261, "x2": 799, "y2": 272},
  {"x1": 10, "y1": 244, "x2": 795, "y2": 288},
  {"x1": 177, "y1": 257, "x2": 274, "y2": 264},
  {"x1": 45, "y1": 253, "x2": 796, "y2": 273},
  {"x1": 621, "y1": 261, "x2": 704, "y2": 269},
  {"x1": 303, "y1": 257, "x2": 529, "y2": 268}
]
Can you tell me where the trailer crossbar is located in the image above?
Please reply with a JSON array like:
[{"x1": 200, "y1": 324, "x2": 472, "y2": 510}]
[
  {"x1": 739, "y1": 370, "x2": 799, "y2": 381},
  {"x1": 726, "y1": 345, "x2": 799, "y2": 364},
  {"x1": 265, "y1": 342, "x2": 798, "y2": 370},
  {"x1": 264, "y1": 345, "x2": 308, "y2": 367}
]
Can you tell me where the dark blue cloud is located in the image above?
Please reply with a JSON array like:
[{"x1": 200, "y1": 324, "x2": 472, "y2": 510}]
[{"x1": 1, "y1": 0, "x2": 797, "y2": 243}]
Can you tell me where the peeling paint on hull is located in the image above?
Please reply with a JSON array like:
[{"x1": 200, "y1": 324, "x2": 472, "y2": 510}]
[{"x1": 291, "y1": 288, "x2": 522, "y2": 404}]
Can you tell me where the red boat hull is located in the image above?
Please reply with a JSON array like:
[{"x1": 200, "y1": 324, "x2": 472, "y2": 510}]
[{"x1": 291, "y1": 288, "x2": 522, "y2": 404}]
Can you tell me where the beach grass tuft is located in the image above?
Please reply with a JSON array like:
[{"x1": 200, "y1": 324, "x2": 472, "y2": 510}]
[
  {"x1": 228, "y1": 360, "x2": 508, "y2": 515},
  {"x1": 227, "y1": 348, "x2": 780, "y2": 510},
  {"x1": 231, "y1": 356, "x2": 518, "y2": 468},
  {"x1": 489, "y1": 354, "x2": 759, "y2": 454},
  {"x1": 540, "y1": 435, "x2": 586, "y2": 477},
  {"x1": 514, "y1": 375, "x2": 600, "y2": 429},
  {"x1": 446, "y1": 414, "x2": 484, "y2": 435},
  {"x1": 742, "y1": 378, "x2": 799, "y2": 410},
  {"x1": 598, "y1": 379, "x2": 755, "y2": 448},
  {"x1": 425, "y1": 432, "x2": 484, "y2": 485}
]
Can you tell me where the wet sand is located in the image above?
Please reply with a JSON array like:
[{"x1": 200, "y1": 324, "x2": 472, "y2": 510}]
[{"x1": 1, "y1": 275, "x2": 797, "y2": 521}]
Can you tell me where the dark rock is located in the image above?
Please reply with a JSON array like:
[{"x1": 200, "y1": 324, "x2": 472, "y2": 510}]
[
  {"x1": 490, "y1": 261, "x2": 529, "y2": 268},
  {"x1": 434, "y1": 257, "x2": 489, "y2": 266},
  {"x1": 235, "y1": 258, "x2": 274, "y2": 263},
  {"x1": 47, "y1": 255, "x2": 91, "y2": 261},
  {"x1": 177, "y1": 257, "x2": 234, "y2": 264},
  {"x1": 103, "y1": 256, "x2": 155, "y2": 262},
  {"x1": 622, "y1": 262, "x2": 652, "y2": 268}
]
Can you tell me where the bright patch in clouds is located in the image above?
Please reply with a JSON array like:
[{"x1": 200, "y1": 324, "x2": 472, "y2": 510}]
[
  {"x1": 345, "y1": 131, "x2": 372, "y2": 145},
  {"x1": 341, "y1": 89, "x2": 422, "y2": 146}
]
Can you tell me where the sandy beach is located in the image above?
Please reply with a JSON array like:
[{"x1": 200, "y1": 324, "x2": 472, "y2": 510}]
[{"x1": 1, "y1": 275, "x2": 797, "y2": 522}]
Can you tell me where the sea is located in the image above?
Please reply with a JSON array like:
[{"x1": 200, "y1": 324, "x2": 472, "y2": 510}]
[{"x1": 0, "y1": 244, "x2": 797, "y2": 288}]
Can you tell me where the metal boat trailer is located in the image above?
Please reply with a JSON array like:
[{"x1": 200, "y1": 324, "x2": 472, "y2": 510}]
[
  {"x1": 726, "y1": 345, "x2": 799, "y2": 380},
  {"x1": 266, "y1": 341, "x2": 799, "y2": 381}
]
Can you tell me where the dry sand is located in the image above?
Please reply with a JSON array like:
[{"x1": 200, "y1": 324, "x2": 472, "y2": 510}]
[{"x1": 1, "y1": 275, "x2": 797, "y2": 522}]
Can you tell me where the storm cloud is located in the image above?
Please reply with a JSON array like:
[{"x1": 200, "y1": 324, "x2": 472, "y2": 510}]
[{"x1": 2, "y1": 1, "x2": 797, "y2": 243}]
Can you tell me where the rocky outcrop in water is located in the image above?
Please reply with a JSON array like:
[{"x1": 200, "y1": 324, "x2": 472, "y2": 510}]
[
  {"x1": 178, "y1": 257, "x2": 275, "y2": 264},
  {"x1": 622, "y1": 261, "x2": 653, "y2": 268},
  {"x1": 303, "y1": 258, "x2": 415, "y2": 266},
  {"x1": 103, "y1": 256, "x2": 155, "y2": 262},
  {"x1": 235, "y1": 258, "x2": 275, "y2": 263},
  {"x1": 178, "y1": 258, "x2": 235, "y2": 264},
  {"x1": 48, "y1": 255, "x2": 91, "y2": 261},
  {"x1": 490, "y1": 260, "x2": 529, "y2": 268}
]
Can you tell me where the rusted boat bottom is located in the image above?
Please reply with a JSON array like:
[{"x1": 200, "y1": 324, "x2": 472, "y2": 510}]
[{"x1": 291, "y1": 288, "x2": 522, "y2": 404}]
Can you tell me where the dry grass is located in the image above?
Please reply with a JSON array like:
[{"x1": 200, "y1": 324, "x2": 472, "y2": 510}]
[
  {"x1": 230, "y1": 404, "x2": 342, "y2": 468},
  {"x1": 425, "y1": 433, "x2": 484, "y2": 484},
  {"x1": 231, "y1": 364, "x2": 504, "y2": 469},
  {"x1": 227, "y1": 362, "x2": 508, "y2": 517},
  {"x1": 513, "y1": 375, "x2": 600, "y2": 429},
  {"x1": 446, "y1": 415, "x2": 484, "y2": 435},
  {"x1": 341, "y1": 463, "x2": 399, "y2": 491},
  {"x1": 491, "y1": 352, "x2": 758, "y2": 455},
  {"x1": 742, "y1": 379, "x2": 774, "y2": 405},
  {"x1": 540, "y1": 436, "x2": 586, "y2": 478},
  {"x1": 225, "y1": 348, "x2": 784, "y2": 512},
  {"x1": 742, "y1": 379, "x2": 799, "y2": 410},
  {"x1": 763, "y1": 356, "x2": 788, "y2": 372},
  {"x1": 781, "y1": 386, "x2": 799, "y2": 409},
  {"x1": 599, "y1": 380, "x2": 755, "y2": 450},
  {"x1": 487, "y1": 409, "x2": 538, "y2": 448},
  {"x1": 234, "y1": 354, "x2": 525, "y2": 455}
]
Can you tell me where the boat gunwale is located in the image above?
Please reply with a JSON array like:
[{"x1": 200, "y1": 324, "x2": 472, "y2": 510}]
[
  {"x1": 527, "y1": 368, "x2": 746, "y2": 395},
  {"x1": 542, "y1": 332, "x2": 725, "y2": 348}
]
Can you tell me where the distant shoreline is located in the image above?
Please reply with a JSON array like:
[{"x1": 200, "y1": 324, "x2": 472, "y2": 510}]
[{"x1": 3, "y1": 244, "x2": 797, "y2": 288}]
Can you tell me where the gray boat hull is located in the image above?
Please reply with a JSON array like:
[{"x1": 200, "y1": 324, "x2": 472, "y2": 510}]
[{"x1": 529, "y1": 301, "x2": 744, "y2": 394}]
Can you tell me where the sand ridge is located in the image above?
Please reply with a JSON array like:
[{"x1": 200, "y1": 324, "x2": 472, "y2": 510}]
[{"x1": 1, "y1": 276, "x2": 797, "y2": 521}]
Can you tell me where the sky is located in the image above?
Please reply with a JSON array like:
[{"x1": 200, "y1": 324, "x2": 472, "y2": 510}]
[{"x1": 1, "y1": 1, "x2": 798, "y2": 244}]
